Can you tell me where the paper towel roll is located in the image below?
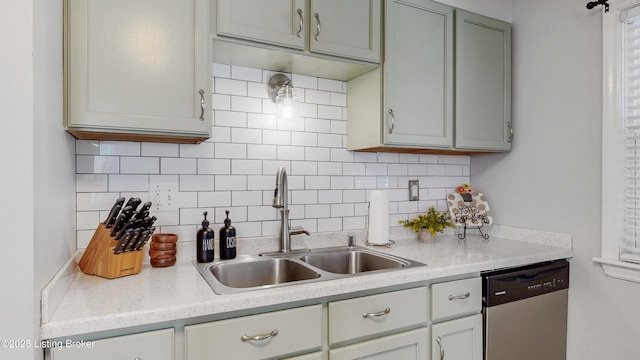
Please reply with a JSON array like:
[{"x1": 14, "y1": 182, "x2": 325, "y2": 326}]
[{"x1": 368, "y1": 190, "x2": 389, "y2": 245}]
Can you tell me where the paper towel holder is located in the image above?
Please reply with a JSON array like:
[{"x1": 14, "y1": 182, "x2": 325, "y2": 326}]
[{"x1": 365, "y1": 239, "x2": 395, "y2": 248}]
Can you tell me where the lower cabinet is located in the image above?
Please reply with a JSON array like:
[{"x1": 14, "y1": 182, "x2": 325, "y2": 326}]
[
  {"x1": 185, "y1": 305, "x2": 322, "y2": 360},
  {"x1": 48, "y1": 328, "x2": 173, "y2": 360},
  {"x1": 329, "y1": 327, "x2": 429, "y2": 360},
  {"x1": 431, "y1": 314, "x2": 483, "y2": 360}
]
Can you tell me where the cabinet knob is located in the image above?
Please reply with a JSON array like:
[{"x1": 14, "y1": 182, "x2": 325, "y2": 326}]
[{"x1": 296, "y1": 9, "x2": 304, "y2": 38}]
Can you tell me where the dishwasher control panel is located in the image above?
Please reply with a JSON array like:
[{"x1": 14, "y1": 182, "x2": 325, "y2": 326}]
[{"x1": 483, "y1": 260, "x2": 569, "y2": 307}]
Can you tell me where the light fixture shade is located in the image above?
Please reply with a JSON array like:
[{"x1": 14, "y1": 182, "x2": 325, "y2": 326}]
[{"x1": 275, "y1": 85, "x2": 299, "y2": 121}]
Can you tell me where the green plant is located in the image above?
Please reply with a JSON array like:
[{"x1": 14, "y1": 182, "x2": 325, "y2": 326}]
[{"x1": 398, "y1": 206, "x2": 455, "y2": 236}]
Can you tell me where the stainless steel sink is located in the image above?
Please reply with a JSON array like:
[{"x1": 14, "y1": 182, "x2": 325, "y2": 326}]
[
  {"x1": 193, "y1": 246, "x2": 426, "y2": 295},
  {"x1": 300, "y1": 249, "x2": 407, "y2": 274}
]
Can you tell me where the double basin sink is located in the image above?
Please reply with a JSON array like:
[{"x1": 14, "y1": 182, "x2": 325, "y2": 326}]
[{"x1": 193, "y1": 246, "x2": 426, "y2": 294}]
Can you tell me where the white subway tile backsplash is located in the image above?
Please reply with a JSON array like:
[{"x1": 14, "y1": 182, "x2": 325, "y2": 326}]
[
  {"x1": 198, "y1": 191, "x2": 231, "y2": 207},
  {"x1": 318, "y1": 162, "x2": 342, "y2": 176},
  {"x1": 215, "y1": 78, "x2": 247, "y2": 96},
  {"x1": 212, "y1": 63, "x2": 231, "y2": 78},
  {"x1": 305, "y1": 147, "x2": 330, "y2": 161},
  {"x1": 100, "y1": 141, "x2": 140, "y2": 156},
  {"x1": 76, "y1": 140, "x2": 100, "y2": 155},
  {"x1": 232, "y1": 96, "x2": 262, "y2": 113},
  {"x1": 109, "y1": 175, "x2": 149, "y2": 192},
  {"x1": 73, "y1": 64, "x2": 471, "y2": 248},
  {"x1": 198, "y1": 159, "x2": 231, "y2": 175},
  {"x1": 215, "y1": 143, "x2": 247, "y2": 159},
  {"x1": 232, "y1": 159, "x2": 262, "y2": 175},
  {"x1": 141, "y1": 143, "x2": 179, "y2": 157},
  {"x1": 180, "y1": 143, "x2": 215, "y2": 159},
  {"x1": 318, "y1": 105, "x2": 343, "y2": 120},
  {"x1": 76, "y1": 174, "x2": 108, "y2": 192},
  {"x1": 77, "y1": 155, "x2": 119, "y2": 174},
  {"x1": 212, "y1": 94, "x2": 231, "y2": 111},
  {"x1": 215, "y1": 175, "x2": 247, "y2": 191},
  {"x1": 215, "y1": 110, "x2": 247, "y2": 128},
  {"x1": 292, "y1": 74, "x2": 318, "y2": 89},
  {"x1": 181, "y1": 175, "x2": 215, "y2": 191},
  {"x1": 231, "y1": 65, "x2": 262, "y2": 82},
  {"x1": 161, "y1": 158, "x2": 197, "y2": 175},
  {"x1": 305, "y1": 89, "x2": 331, "y2": 105},
  {"x1": 247, "y1": 144, "x2": 277, "y2": 160},
  {"x1": 318, "y1": 78, "x2": 343, "y2": 92},
  {"x1": 278, "y1": 146, "x2": 305, "y2": 161},
  {"x1": 120, "y1": 157, "x2": 159, "y2": 174}
]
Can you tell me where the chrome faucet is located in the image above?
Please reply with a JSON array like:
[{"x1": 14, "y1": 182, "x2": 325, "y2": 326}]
[{"x1": 273, "y1": 166, "x2": 309, "y2": 253}]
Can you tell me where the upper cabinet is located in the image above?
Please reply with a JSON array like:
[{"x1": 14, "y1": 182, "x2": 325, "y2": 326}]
[
  {"x1": 64, "y1": 0, "x2": 211, "y2": 144},
  {"x1": 455, "y1": 10, "x2": 512, "y2": 151},
  {"x1": 211, "y1": 0, "x2": 381, "y2": 80},
  {"x1": 347, "y1": 0, "x2": 512, "y2": 154}
]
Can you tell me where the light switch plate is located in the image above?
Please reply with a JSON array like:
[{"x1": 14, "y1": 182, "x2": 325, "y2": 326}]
[{"x1": 409, "y1": 180, "x2": 419, "y2": 201}]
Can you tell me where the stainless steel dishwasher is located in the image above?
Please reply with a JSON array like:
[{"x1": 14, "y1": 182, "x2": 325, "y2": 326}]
[{"x1": 483, "y1": 260, "x2": 569, "y2": 360}]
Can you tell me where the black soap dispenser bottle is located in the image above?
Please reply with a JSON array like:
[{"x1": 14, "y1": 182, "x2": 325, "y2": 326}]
[
  {"x1": 197, "y1": 211, "x2": 214, "y2": 263},
  {"x1": 219, "y1": 210, "x2": 236, "y2": 260}
]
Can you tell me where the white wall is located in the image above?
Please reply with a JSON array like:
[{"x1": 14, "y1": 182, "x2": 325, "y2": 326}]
[
  {"x1": 0, "y1": 1, "x2": 36, "y2": 359},
  {"x1": 0, "y1": 1, "x2": 74, "y2": 359},
  {"x1": 471, "y1": 0, "x2": 640, "y2": 358}
]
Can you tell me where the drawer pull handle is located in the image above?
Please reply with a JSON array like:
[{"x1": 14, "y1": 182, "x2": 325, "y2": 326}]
[
  {"x1": 241, "y1": 329, "x2": 278, "y2": 342},
  {"x1": 436, "y1": 336, "x2": 444, "y2": 360},
  {"x1": 448, "y1": 292, "x2": 470, "y2": 301},
  {"x1": 362, "y1": 307, "x2": 390, "y2": 318}
]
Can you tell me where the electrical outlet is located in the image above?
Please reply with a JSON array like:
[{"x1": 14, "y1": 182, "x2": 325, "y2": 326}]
[
  {"x1": 409, "y1": 180, "x2": 419, "y2": 201},
  {"x1": 149, "y1": 182, "x2": 179, "y2": 211}
]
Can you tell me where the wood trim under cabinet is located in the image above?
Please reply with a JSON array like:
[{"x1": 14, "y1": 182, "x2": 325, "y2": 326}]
[{"x1": 67, "y1": 130, "x2": 208, "y2": 144}]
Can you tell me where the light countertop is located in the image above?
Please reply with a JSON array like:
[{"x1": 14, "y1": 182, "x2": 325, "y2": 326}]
[{"x1": 40, "y1": 226, "x2": 573, "y2": 340}]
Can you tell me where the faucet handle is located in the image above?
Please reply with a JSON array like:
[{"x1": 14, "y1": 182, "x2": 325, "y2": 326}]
[{"x1": 290, "y1": 226, "x2": 310, "y2": 236}]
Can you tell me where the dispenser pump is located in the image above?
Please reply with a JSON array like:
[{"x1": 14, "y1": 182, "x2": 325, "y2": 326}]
[
  {"x1": 196, "y1": 211, "x2": 214, "y2": 263},
  {"x1": 219, "y1": 210, "x2": 237, "y2": 260}
]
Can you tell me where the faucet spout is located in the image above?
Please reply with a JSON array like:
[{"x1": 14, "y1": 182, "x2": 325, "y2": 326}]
[
  {"x1": 273, "y1": 167, "x2": 291, "y2": 252},
  {"x1": 273, "y1": 166, "x2": 287, "y2": 209}
]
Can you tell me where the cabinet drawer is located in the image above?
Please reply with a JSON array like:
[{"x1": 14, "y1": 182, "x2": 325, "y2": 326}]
[
  {"x1": 328, "y1": 286, "x2": 428, "y2": 345},
  {"x1": 431, "y1": 277, "x2": 482, "y2": 322},
  {"x1": 185, "y1": 305, "x2": 322, "y2": 360},
  {"x1": 49, "y1": 328, "x2": 173, "y2": 360}
]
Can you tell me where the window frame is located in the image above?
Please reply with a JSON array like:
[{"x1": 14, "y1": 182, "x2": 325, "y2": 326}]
[{"x1": 594, "y1": 0, "x2": 640, "y2": 282}]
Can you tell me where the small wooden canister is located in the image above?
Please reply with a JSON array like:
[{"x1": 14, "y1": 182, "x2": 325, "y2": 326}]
[{"x1": 149, "y1": 233, "x2": 178, "y2": 267}]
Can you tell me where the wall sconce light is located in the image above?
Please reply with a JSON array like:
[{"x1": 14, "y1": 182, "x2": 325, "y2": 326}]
[{"x1": 269, "y1": 74, "x2": 299, "y2": 122}]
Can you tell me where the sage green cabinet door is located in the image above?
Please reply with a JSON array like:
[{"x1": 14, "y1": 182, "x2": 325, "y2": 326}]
[
  {"x1": 65, "y1": 0, "x2": 211, "y2": 141},
  {"x1": 49, "y1": 329, "x2": 174, "y2": 360},
  {"x1": 329, "y1": 327, "x2": 429, "y2": 360},
  {"x1": 455, "y1": 10, "x2": 512, "y2": 151},
  {"x1": 384, "y1": 0, "x2": 454, "y2": 148},
  {"x1": 431, "y1": 314, "x2": 483, "y2": 360},
  {"x1": 217, "y1": 0, "x2": 306, "y2": 50},
  {"x1": 309, "y1": 0, "x2": 381, "y2": 63}
]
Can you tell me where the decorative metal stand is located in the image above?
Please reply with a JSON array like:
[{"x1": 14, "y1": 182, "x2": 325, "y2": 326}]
[
  {"x1": 447, "y1": 191, "x2": 493, "y2": 242},
  {"x1": 365, "y1": 239, "x2": 395, "y2": 248}
]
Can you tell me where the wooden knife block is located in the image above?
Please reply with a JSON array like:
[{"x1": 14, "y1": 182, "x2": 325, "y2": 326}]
[{"x1": 79, "y1": 223, "x2": 144, "y2": 279}]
